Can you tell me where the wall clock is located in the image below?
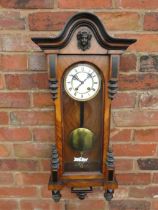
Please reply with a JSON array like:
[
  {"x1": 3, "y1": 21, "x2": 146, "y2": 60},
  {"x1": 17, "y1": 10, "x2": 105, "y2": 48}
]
[{"x1": 32, "y1": 12, "x2": 136, "y2": 202}]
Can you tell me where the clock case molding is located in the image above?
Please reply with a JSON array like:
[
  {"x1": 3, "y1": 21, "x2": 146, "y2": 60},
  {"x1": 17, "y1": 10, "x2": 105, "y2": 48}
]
[{"x1": 32, "y1": 12, "x2": 136, "y2": 202}]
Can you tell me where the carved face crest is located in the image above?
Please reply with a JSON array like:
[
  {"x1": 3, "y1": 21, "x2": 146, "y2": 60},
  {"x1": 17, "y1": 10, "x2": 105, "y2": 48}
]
[{"x1": 77, "y1": 30, "x2": 92, "y2": 51}]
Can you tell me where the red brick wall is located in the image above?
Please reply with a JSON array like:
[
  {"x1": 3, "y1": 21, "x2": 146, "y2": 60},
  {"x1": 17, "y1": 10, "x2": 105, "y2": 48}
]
[{"x1": 0, "y1": 0, "x2": 158, "y2": 210}]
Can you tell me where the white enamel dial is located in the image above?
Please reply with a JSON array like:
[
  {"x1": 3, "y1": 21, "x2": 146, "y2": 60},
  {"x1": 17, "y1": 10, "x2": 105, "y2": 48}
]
[{"x1": 64, "y1": 63, "x2": 101, "y2": 101}]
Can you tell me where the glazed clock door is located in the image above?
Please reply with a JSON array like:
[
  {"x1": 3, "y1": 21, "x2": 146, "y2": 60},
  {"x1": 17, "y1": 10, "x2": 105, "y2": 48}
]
[{"x1": 58, "y1": 55, "x2": 109, "y2": 175}]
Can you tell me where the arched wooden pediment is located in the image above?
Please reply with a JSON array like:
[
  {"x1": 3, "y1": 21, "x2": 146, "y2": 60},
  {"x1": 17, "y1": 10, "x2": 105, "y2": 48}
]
[{"x1": 32, "y1": 12, "x2": 136, "y2": 51}]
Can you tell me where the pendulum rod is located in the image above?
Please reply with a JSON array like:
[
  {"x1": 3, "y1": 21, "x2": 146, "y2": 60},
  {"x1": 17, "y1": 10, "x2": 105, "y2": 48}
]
[
  {"x1": 79, "y1": 101, "x2": 85, "y2": 168},
  {"x1": 80, "y1": 102, "x2": 84, "y2": 128}
]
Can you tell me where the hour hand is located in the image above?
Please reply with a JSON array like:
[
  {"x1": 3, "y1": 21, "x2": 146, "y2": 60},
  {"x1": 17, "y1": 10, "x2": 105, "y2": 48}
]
[{"x1": 73, "y1": 75, "x2": 82, "y2": 83}]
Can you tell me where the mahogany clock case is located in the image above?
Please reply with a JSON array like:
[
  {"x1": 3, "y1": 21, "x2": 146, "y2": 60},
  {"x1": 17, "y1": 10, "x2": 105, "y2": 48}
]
[{"x1": 31, "y1": 12, "x2": 136, "y2": 201}]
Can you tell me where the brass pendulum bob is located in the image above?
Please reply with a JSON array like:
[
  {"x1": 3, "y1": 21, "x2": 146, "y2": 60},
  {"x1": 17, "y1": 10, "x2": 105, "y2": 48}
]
[{"x1": 70, "y1": 102, "x2": 95, "y2": 168}]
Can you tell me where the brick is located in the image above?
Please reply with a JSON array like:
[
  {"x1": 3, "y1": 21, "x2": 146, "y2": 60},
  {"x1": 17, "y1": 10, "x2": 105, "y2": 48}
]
[
  {"x1": 65, "y1": 200, "x2": 107, "y2": 210},
  {"x1": 0, "y1": 112, "x2": 9, "y2": 124},
  {"x1": 33, "y1": 127, "x2": 54, "y2": 142},
  {"x1": 86, "y1": 188, "x2": 105, "y2": 200},
  {"x1": 153, "y1": 173, "x2": 158, "y2": 183},
  {"x1": 0, "y1": 0, "x2": 53, "y2": 9},
  {"x1": 20, "y1": 200, "x2": 63, "y2": 210},
  {"x1": 109, "y1": 200, "x2": 151, "y2": 210},
  {"x1": 0, "y1": 159, "x2": 40, "y2": 171},
  {"x1": 0, "y1": 11, "x2": 25, "y2": 30},
  {"x1": 137, "y1": 159, "x2": 158, "y2": 170},
  {"x1": 0, "y1": 200, "x2": 18, "y2": 210},
  {"x1": 110, "y1": 129, "x2": 131, "y2": 142},
  {"x1": 113, "y1": 110, "x2": 158, "y2": 126},
  {"x1": 46, "y1": 187, "x2": 80, "y2": 201},
  {"x1": 49, "y1": 201, "x2": 66, "y2": 210},
  {"x1": 113, "y1": 187, "x2": 129, "y2": 199},
  {"x1": 10, "y1": 111, "x2": 54, "y2": 125},
  {"x1": 0, "y1": 173, "x2": 14, "y2": 185},
  {"x1": 117, "y1": 0, "x2": 158, "y2": 9},
  {"x1": 41, "y1": 185, "x2": 78, "y2": 199},
  {"x1": 5, "y1": 73, "x2": 48, "y2": 90},
  {"x1": 118, "y1": 34, "x2": 158, "y2": 52},
  {"x1": 59, "y1": 0, "x2": 112, "y2": 9},
  {"x1": 112, "y1": 93, "x2": 136, "y2": 109},
  {"x1": 140, "y1": 55, "x2": 158, "y2": 72},
  {"x1": 28, "y1": 54, "x2": 46, "y2": 71},
  {"x1": 135, "y1": 128, "x2": 158, "y2": 142},
  {"x1": 0, "y1": 186, "x2": 37, "y2": 197},
  {"x1": 120, "y1": 54, "x2": 137, "y2": 72},
  {"x1": 15, "y1": 172, "x2": 49, "y2": 185},
  {"x1": 115, "y1": 159, "x2": 133, "y2": 171},
  {"x1": 29, "y1": 12, "x2": 74, "y2": 31},
  {"x1": 1, "y1": 54, "x2": 27, "y2": 71},
  {"x1": 14, "y1": 143, "x2": 51, "y2": 158},
  {"x1": 113, "y1": 144, "x2": 156, "y2": 156},
  {"x1": 0, "y1": 144, "x2": 12, "y2": 157},
  {"x1": 0, "y1": 93, "x2": 30, "y2": 108},
  {"x1": 40, "y1": 159, "x2": 50, "y2": 171},
  {"x1": 0, "y1": 75, "x2": 4, "y2": 89},
  {"x1": 139, "y1": 91, "x2": 158, "y2": 109},
  {"x1": 0, "y1": 127, "x2": 31, "y2": 141},
  {"x1": 117, "y1": 173, "x2": 151, "y2": 185},
  {"x1": 98, "y1": 12, "x2": 140, "y2": 31},
  {"x1": 144, "y1": 13, "x2": 158, "y2": 31},
  {"x1": 33, "y1": 92, "x2": 52, "y2": 107},
  {"x1": 0, "y1": 36, "x2": 2, "y2": 51},
  {"x1": 119, "y1": 73, "x2": 158, "y2": 90},
  {"x1": 21, "y1": 200, "x2": 49, "y2": 210},
  {"x1": 1, "y1": 34, "x2": 40, "y2": 52},
  {"x1": 153, "y1": 201, "x2": 158, "y2": 210},
  {"x1": 41, "y1": 185, "x2": 54, "y2": 198},
  {"x1": 128, "y1": 186, "x2": 144, "y2": 199}
]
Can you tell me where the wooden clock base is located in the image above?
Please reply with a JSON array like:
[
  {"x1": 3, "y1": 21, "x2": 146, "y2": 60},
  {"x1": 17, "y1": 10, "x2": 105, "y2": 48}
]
[
  {"x1": 49, "y1": 181, "x2": 117, "y2": 202},
  {"x1": 48, "y1": 174, "x2": 118, "y2": 202}
]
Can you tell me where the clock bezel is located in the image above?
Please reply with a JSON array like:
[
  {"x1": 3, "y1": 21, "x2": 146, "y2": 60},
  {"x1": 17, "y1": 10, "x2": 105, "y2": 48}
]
[{"x1": 63, "y1": 62, "x2": 101, "y2": 102}]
